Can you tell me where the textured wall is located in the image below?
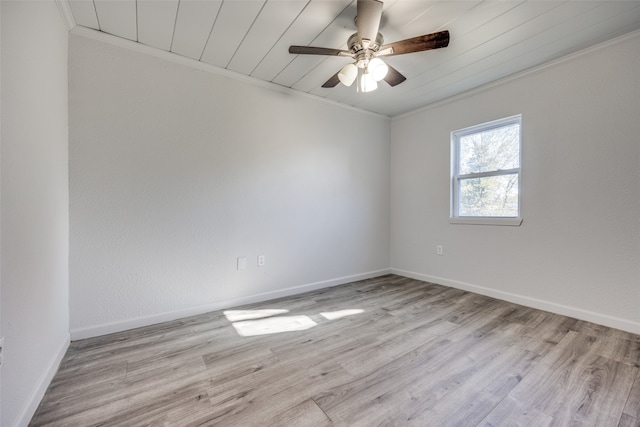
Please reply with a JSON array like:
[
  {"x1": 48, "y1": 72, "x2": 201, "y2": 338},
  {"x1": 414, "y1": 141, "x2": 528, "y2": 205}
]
[
  {"x1": 391, "y1": 31, "x2": 640, "y2": 333},
  {"x1": 1, "y1": 1, "x2": 70, "y2": 425},
  {"x1": 69, "y1": 35, "x2": 390, "y2": 338}
]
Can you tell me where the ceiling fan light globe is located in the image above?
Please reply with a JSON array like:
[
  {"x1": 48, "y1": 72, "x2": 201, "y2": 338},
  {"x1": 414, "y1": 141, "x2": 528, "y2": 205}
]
[
  {"x1": 369, "y1": 57, "x2": 388, "y2": 81},
  {"x1": 338, "y1": 63, "x2": 358, "y2": 86},
  {"x1": 359, "y1": 72, "x2": 378, "y2": 92}
]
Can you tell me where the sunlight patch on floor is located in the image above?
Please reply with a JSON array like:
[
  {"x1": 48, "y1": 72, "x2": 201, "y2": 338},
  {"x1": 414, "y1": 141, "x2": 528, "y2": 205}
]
[
  {"x1": 320, "y1": 309, "x2": 365, "y2": 320},
  {"x1": 231, "y1": 315, "x2": 318, "y2": 337},
  {"x1": 224, "y1": 309, "x2": 289, "y2": 322},
  {"x1": 224, "y1": 306, "x2": 366, "y2": 337}
]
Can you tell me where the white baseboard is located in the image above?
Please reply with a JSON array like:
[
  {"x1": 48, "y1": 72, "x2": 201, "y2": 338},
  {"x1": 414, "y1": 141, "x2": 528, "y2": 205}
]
[
  {"x1": 70, "y1": 269, "x2": 391, "y2": 340},
  {"x1": 15, "y1": 334, "x2": 70, "y2": 427},
  {"x1": 391, "y1": 268, "x2": 640, "y2": 336}
]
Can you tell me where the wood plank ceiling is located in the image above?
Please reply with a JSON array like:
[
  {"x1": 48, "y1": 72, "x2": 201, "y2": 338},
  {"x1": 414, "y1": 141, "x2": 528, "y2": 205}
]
[{"x1": 66, "y1": 0, "x2": 640, "y2": 117}]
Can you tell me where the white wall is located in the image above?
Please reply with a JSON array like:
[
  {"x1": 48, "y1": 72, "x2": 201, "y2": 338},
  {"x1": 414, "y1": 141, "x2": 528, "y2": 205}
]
[
  {"x1": 0, "y1": 1, "x2": 70, "y2": 426},
  {"x1": 391, "y1": 31, "x2": 640, "y2": 334},
  {"x1": 69, "y1": 35, "x2": 390, "y2": 338}
]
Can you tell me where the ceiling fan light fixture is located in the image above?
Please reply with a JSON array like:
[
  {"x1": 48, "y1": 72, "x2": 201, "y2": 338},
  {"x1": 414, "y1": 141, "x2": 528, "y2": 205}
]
[
  {"x1": 338, "y1": 63, "x2": 358, "y2": 86},
  {"x1": 369, "y1": 57, "x2": 388, "y2": 81}
]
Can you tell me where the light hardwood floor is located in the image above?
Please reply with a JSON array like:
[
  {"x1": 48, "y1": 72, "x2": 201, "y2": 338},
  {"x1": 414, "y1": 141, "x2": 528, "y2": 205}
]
[{"x1": 31, "y1": 275, "x2": 640, "y2": 426}]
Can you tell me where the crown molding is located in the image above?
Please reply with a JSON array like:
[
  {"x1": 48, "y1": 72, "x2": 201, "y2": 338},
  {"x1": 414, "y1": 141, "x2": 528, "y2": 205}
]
[
  {"x1": 69, "y1": 26, "x2": 390, "y2": 120},
  {"x1": 55, "y1": 0, "x2": 76, "y2": 30},
  {"x1": 394, "y1": 28, "x2": 640, "y2": 121}
]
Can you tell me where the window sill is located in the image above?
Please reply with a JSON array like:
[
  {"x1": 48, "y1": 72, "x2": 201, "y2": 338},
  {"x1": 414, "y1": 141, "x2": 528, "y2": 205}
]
[{"x1": 449, "y1": 217, "x2": 523, "y2": 226}]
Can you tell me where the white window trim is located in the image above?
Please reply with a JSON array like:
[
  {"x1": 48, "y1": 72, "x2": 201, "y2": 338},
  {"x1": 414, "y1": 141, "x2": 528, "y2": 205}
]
[
  {"x1": 450, "y1": 115, "x2": 523, "y2": 226},
  {"x1": 449, "y1": 217, "x2": 523, "y2": 226}
]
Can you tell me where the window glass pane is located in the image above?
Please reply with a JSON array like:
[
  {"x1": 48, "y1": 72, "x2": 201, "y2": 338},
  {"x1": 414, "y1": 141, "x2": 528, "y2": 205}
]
[
  {"x1": 458, "y1": 174, "x2": 519, "y2": 217},
  {"x1": 459, "y1": 123, "x2": 520, "y2": 175}
]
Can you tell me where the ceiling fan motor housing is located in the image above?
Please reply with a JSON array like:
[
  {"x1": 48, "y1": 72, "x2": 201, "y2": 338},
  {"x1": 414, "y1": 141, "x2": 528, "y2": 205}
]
[
  {"x1": 348, "y1": 32, "x2": 384, "y2": 51},
  {"x1": 348, "y1": 32, "x2": 384, "y2": 68}
]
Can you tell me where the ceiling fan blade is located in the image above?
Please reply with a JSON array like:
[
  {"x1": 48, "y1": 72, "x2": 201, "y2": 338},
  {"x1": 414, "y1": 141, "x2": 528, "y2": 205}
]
[
  {"x1": 289, "y1": 46, "x2": 351, "y2": 56},
  {"x1": 379, "y1": 30, "x2": 450, "y2": 57},
  {"x1": 356, "y1": 0, "x2": 383, "y2": 48},
  {"x1": 383, "y1": 63, "x2": 406, "y2": 87},
  {"x1": 321, "y1": 71, "x2": 341, "y2": 88}
]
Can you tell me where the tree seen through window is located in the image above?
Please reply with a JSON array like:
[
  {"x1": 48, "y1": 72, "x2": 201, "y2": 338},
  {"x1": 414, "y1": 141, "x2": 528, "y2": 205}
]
[{"x1": 452, "y1": 117, "x2": 521, "y2": 218}]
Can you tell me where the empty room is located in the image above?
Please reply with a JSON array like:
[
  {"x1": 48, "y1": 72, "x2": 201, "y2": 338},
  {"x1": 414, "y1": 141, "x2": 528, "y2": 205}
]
[{"x1": 1, "y1": 0, "x2": 639, "y2": 426}]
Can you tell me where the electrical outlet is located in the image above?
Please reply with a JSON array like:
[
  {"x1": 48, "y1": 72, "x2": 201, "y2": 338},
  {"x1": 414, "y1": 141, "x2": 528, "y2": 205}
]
[
  {"x1": 258, "y1": 255, "x2": 265, "y2": 267},
  {"x1": 436, "y1": 245, "x2": 444, "y2": 256},
  {"x1": 237, "y1": 257, "x2": 247, "y2": 270}
]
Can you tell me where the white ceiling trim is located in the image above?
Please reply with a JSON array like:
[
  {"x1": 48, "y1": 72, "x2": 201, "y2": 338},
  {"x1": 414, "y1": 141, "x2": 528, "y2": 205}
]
[
  {"x1": 393, "y1": 28, "x2": 640, "y2": 121},
  {"x1": 69, "y1": 25, "x2": 390, "y2": 120},
  {"x1": 55, "y1": 0, "x2": 76, "y2": 31},
  {"x1": 59, "y1": 0, "x2": 639, "y2": 118}
]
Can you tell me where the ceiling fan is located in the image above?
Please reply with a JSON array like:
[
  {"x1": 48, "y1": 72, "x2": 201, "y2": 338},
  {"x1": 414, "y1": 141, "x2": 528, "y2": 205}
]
[{"x1": 289, "y1": 0, "x2": 450, "y2": 93}]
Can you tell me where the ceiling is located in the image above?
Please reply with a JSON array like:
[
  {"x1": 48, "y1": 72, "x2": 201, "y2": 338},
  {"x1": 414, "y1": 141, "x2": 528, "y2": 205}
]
[{"x1": 63, "y1": 0, "x2": 640, "y2": 117}]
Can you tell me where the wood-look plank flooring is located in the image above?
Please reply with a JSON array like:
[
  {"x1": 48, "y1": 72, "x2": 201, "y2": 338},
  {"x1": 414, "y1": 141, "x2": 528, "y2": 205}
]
[{"x1": 30, "y1": 275, "x2": 640, "y2": 426}]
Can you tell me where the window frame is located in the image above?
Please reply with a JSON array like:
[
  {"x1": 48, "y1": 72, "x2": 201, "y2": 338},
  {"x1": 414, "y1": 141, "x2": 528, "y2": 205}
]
[{"x1": 450, "y1": 115, "x2": 523, "y2": 226}]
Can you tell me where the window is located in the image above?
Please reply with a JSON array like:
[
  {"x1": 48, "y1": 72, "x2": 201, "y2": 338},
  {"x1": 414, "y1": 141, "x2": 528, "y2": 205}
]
[{"x1": 451, "y1": 115, "x2": 522, "y2": 226}]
